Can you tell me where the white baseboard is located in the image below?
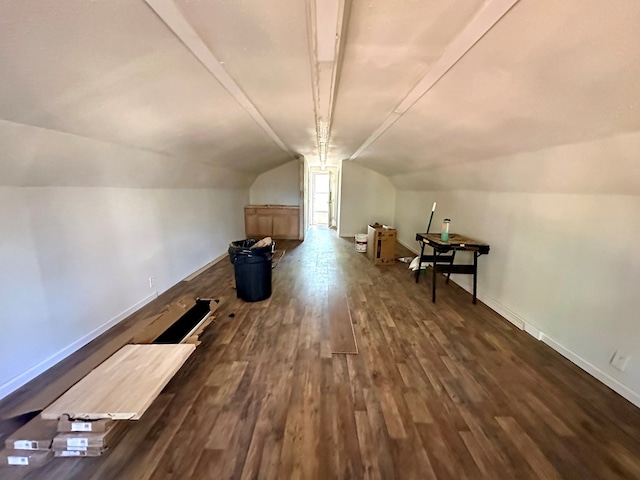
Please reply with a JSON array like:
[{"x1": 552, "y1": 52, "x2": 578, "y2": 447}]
[
  {"x1": 399, "y1": 241, "x2": 640, "y2": 407},
  {"x1": 0, "y1": 292, "x2": 158, "y2": 401},
  {"x1": 398, "y1": 238, "x2": 420, "y2": 255},
  {"x1": 540, "y1": 334, "x2": 640, "y2": 407},
  {"x1": 183, "y1": 252, "x2": 229, "y2": 282},
  {"x1": 421, "y1": 271, "x2": 640, "y2": 408},
  {"x1": 479, "y1": 294, "x2": 527, "y2": 331},
  {"x1": 479, "y1": 293, "x2": 639, "y2": 407}
]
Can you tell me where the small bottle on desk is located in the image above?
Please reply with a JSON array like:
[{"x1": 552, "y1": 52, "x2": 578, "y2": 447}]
[{"x1": 441, "y1": 218, "x2": 450, "y2": 242}]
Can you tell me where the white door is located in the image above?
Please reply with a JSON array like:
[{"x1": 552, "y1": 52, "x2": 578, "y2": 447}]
[{"x1": 312, "y1": 172, "x2": 330, "y2": 225}]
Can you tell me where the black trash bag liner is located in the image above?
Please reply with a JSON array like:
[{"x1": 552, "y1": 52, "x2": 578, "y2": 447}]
[{"x1": 228, "y1": 239, "x2": 274, "y2": 263}]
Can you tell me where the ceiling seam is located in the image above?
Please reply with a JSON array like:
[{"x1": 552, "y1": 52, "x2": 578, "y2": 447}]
[
  {"x1": 304, "y1": 0, "x2": 321, "y2": 154},
  {"x1": 0, "y1": 117, "x2": 178, "y2": 159},
  {"x1": 306, "y1": 0, "x2": 349, "y2": 166},
  {"x1": 0, "y1": 117, "x2": 259, "y2": 173},
  {"x1": 392, "y1": 127, "x2": 640, "y2": 178},
  {"x1": 144, "y1": 0, "x2": 294, "y2": 156},
  {"x1": 348, "y1": 0, "x2": 521, "y2": 161},
  {"x1": 325, "y1": 0, "x2": 351, "y2": 148}
]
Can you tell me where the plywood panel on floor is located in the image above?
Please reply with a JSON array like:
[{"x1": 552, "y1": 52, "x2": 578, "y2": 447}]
[{"x1": 41, "y1": 345, "x2": 195, "y2": 421}]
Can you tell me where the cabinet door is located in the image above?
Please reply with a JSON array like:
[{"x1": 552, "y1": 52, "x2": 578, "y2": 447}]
[
  {"x1": 272, "y1": 209, "x2": 299, "y2": 239},
  {"x1": 246, "y1": 214, "x2": 262, "y2": 237},
  {"x1": 255, "y1": 214, "x2": 273, "y2": 238},
  {"x1": 246, "y1": 207, "x2": 273, "y2": 238},
  {"x1": 245, "y1": 209, "x2": 259, "y2": 237}
]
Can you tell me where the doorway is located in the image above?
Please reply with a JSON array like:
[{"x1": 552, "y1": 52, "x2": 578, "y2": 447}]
[{"x1": 311, "y1": 171, "x2": 332, "y2": 226}]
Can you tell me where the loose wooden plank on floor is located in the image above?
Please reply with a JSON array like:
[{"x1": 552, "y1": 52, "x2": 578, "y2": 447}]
[
  {"x1": 41, "y1": 345, "x2": 195, "y2": 421},
  {"x1": 328, "y1": 285, "x2": 358, "y2": 354}
]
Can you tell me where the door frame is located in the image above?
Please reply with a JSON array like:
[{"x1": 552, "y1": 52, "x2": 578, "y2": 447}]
[
  {"x1": 311, "y1": 171, "x2": 331, "y2": 226},
  {"x1": 306, "y1": 165, "x2": 338, "y2": 229}
]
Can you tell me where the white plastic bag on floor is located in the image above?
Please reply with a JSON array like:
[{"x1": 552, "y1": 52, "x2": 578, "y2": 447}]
[{"x1": 408, "y1": 256, "x2": 430, "y2": 271}]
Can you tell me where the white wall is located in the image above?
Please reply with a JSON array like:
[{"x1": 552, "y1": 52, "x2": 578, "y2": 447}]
[
  {"x1": 0, "y1": 186, "x2": 248, "y2": 399},
  {"x1": 390, "y1": 130, "x2": 640, "y2": 195},
  {"x1": 338, "y1": 161, "x2": 396, "y2": 236},
  {"x1": 249, "y1": 160, "x2": 301, "y2": 206},
  {"x1": 395, "y1": 189, "x2": 640, "y2": 406},
  {"x1": 0, "y1": 119, "x2": 256, "y2": 189}
]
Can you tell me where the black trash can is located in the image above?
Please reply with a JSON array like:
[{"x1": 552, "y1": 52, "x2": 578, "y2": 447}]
[{"x1": 228, "y1": 239, "x2": 274, "y2": 302}]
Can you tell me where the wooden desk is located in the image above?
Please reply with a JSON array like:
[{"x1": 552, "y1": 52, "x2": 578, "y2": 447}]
[{"x1": 415, "y1": 233, "x2": 490, "y2": 304}]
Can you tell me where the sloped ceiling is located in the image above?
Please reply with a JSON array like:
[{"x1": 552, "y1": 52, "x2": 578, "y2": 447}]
[{"x1": 0, "y1": 0, "x2": 638, "y2": 191}]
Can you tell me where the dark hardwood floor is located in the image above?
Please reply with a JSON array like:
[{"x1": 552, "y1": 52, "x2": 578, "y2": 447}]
[{"x1": 1, "y1": 226, "x2": 640, "y2": 479}]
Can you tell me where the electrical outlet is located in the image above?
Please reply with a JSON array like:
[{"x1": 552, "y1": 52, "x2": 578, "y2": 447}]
[
  {"x1": 148, "y1": 276, "x2": 155, "y2": 289},
  {"x1": 610, "y1": 351, "x2": 629, "y2": 372}
]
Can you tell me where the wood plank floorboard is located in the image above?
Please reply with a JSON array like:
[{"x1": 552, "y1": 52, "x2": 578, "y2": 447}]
[
  {"x1": 1, "y1": 226, "x2": 640, "y2": 479},
  {"x1": 329, "y1": 286, "x2": 358, "y2": 354}
]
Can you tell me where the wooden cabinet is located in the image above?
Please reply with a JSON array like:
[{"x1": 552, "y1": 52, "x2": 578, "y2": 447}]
[
  {"x1": 245, "y1": 205, "x2": 300, "y2": 239},
  {"x1": 245, "y1": 208, "x2": 272, "y2": 237}
]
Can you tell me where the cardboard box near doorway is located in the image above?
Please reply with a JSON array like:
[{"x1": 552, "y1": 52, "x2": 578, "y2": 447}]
[{"x1": 367, "y1": 224, "x2": 396, "y2": 265}]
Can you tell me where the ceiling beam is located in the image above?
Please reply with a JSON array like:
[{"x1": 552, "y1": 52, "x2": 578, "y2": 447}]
[
  {"x1": 307, "y1": 0, "x2": 350, "y2": 166},
  {"x1": 144, "y1": 0, "x2": 292, "y2": 154},
  {"x1": 349, "y1": 0, "x2": 521, "y2": 161}
]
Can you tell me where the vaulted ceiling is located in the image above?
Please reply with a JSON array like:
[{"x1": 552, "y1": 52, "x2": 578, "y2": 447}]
[{"x1": 1, "y1": 0, "x2": 639, "y2": 191}]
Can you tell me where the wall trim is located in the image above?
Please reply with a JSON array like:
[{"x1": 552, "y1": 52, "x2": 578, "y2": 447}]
[
  {"x1": 400, "y1": 235, "x2": 640, "y2": 408},
  {"x1": 480, "y1": 292, "x2": 639, "y2": 408},
  {"x1": 398, "y1": 238, "x2": 419, "y2": 255},
  {"x1": 539, "y1": 334, "x2": 640, "y2": 408},
  {"x1": 0, "y1": 292, "x2": 158, "y2": 401},
  {"x1": 480, "y1": 295, "x2": 527, "y2": 331},
  {"x1": 183, "y1": 252, "x2": 229, "y2": 282}
]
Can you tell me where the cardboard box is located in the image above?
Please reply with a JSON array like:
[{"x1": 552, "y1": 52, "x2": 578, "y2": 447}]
[
  {"x1": 57, "y1": 415, "x2": 114, "y2": 433},
  {"x1": 132, "y1": 297, "x2": 219, "y2": 345},
  {"x1": 52, "y1": 421, "x2": 128, "y2": 452},
  {"x1": 54, "y1": 448, "x2": 105, "y2": 458},
  {"x1": 367, "y1": 224, "x2": 397, "y2": 266},
  {"x1": 2, "y1": 449, "x2": 53, "y2": 467},
  {"x1": 4, "y1": 416, "x2": 57, "y2": 451},
  {"x1": 131, "y1": 297, "x2": 192, "y2": 344}
]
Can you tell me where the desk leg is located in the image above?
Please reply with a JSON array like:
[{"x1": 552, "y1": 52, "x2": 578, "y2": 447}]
[
  {"x1": 473, "y1": 251, "x2": 478, "y2": 304},
  {"x1": 432, "y1": 247, "x2": 437, "y2": 303},
  {"x1": 446, "y1": 251, "x2": 456, "y2": 284},
  {"x1": 415, "y1": 241, "x2": 425, "y2": 283}
]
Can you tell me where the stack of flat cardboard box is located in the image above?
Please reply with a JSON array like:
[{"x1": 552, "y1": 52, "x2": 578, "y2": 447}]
[
  {"x1": 52, "y1": 416, "x2": 128, "y2": 457},
  {"x1": 3, "y1": 413, "x2": 138, "y2": 466},
  {"x1": 3, "y1": 295, "x2": 221, "y2": 469},
  {"x1": 2, "y1": 416, "x2": 57, "y2": 467}
]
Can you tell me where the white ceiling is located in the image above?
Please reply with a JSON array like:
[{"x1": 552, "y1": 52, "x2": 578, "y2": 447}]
[{"x1": 0, "y1": 0, "x2": 639, "y2": 192}]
